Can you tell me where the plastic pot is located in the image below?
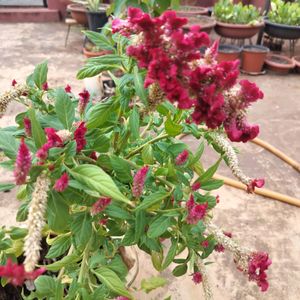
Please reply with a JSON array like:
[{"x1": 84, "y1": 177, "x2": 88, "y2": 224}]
[
  {"x1": 87, "y1": 9, "x2": 109, "y2": 32},
  {"x1": 183, "y1": 16, "x2": 216, "y2": 33},
  {"x1": 264, "y1": 19, "x2": 300, "y2": 40},
  {"x1": 217, "y1": 44, "x2": 242, "y2": 63},
  {"x1": 241, "y1": 45, "x2": 269, "y2": 73},
  {"x1": 67, "y1": 4, "x2": 88, "y2": 26},
  {"x1": 176, "y1": 6, "x2": 209, "y2": 18},
  {"x1": 264, "y1": 54, "x2": 295, "y2": 74},
  {"x1": 83, "y1": 48, "x2": 112, "y2": 58}
]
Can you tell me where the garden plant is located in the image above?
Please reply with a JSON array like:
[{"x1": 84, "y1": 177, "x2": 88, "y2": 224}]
[{"x1": 0, "y1": 7, "x2": 271, "y2": 300}]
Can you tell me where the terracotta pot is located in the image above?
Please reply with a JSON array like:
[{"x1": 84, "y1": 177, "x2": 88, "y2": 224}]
[
  {"x1": 217, "y1": 44, "x2": 242, "y2": 63},
  {"x1": 83, "y1": 48, "x2": 112, "y2": 58},
  {"x1": 215, "y1": 21, "x2": 264, "y2": 39},
  {"x1": 264, "y1": 54, "x2": 295, "y2": 74},
  {"x1": 67, "y1": 4, "x2": 88, "y2": 26},
  {"x1": 241, "y1": 45, "x2": 269, "y2": 73},
  {"x1": 177, "y1": 6, "x2": 209, "y2": 18},
  {"x1": 183, "y1": 16, "x2": 216, "y2": 33},
  {"x1": 292, "y1": 56, "x2": 300, "y2": 73}
]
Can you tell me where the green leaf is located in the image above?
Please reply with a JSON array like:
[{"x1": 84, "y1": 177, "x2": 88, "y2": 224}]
[
  {"x1": 141, "y1": 276, "x2": 167, "y2": 293},
  {"x1": 46, "y1": 234, "x2": 71, "y2": 259},
  {"x1": 93, "y1": 267, "x2": 133, "y2": 299},
  {"x1": 28, "y1": 108, "x2": 46, "y2": 149},
  {"x1": 43, "y1": 252, "x2": 81, "y2": 271},
  {"x1": 190, "y1": 141, "x2": 205, "y2": 165},
  {"x1": 71, "y1": 212, "x2": 92, "y2": 248},
  {"x1": 142, "y1": 144, "x2": 154, "y2": 164},
  {"x1": 16, "y1": 200, "x2": 29, "y2": 222},
  {"x1": 34, "y1": 275, "x2": 56, "y2": 297},
  {"x1": 121, "y1": 226, "x2": 135, "y2": 246},
  {"x1": 135, "y1": 210, "x2": 146, "y2": 243},
  {"x1": 129, "y1": 106, "x2": 140, "y2": 141},
  {"x1": 172, "y1": 264, "x2": 187, "y2": 277},
  {"x1": 135, "y1": 191, "x2": 170, "y2": 211},
  {"x1": 87, "y1": 97, "x2": 119, "y2": 129},
  {"x1": 55, "y1": 88, "x2": 75, "y2": 129},
  {"x1": 47, "y1": 192, "x2": 71, "y2": 233},
  {"x1": 162, "y1": 238, "x2": 177, "y2": 270},
  {"x1": 134, "y1": 66, "x2": 148, "y2": 106},
  {"x1": 0, "y1": 183, "x2": 15, "y2": 192},
  {"x1": 91, "y1": 134, "x2": 110, "y2": 152},
  {"x1": 0, "y1": 131, "x2": 19, "y2": 159},
  {"x1": 8, "y1": 227, "x2": 27, "y2": 240},
  {"x1": 148, "y1": 216, "x2": 171, "y2": 239},
  {"x1": 83, "y1": 31, "x2": 115, "y2": 51},
  {"x1": 151, "y1": 251, "x2": 163, "y2": 271},
  {"x1": 165, "y1": 117, "x2": 182, "y2": 137},
  {"x1": 69, "y1": 164, "x2": 130, "y2": 204},
  {"x1": 33, "y1": 61, "x2": 48, "y2": 89},
  {"x1": 110, "y1": 155, "x2": 132, "y2": 183},
  {"x1": 200, "y1": 179, "x2": 223, "y2": 191},
  {"x1": 104, "y1": 205, "x2": 133, "y2": 220},
  {"x1": 199, "y1": 158, "x2": 222, "y2": 183}
]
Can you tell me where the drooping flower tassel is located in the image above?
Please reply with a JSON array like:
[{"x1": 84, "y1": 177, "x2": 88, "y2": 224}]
[
  {"x1": 23, "y1": 173, "x2": 50, "y2": 272},
  {"x1": 197, "y1": 259, "x2": 214, "y2": 300},
  {"x1": 211, "y1": 133, "x2": 264, "y2": 192}
]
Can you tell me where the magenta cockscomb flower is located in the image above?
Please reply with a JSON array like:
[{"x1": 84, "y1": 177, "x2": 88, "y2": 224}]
[
  {"x1": 54, "y1": 173, "x2": 69, "y2": 192},
  {"x1": 186, "y1": 196, "x2": 208, "y2": 224},
  {"x1": 65, "y1": 84, "x2": 72, "y2": 93},
  {"x1": 115, "y1": 297, "x2": 130, "y2": 300},
  {"x1": 248, "y1": 252, "x2": 272, "y2": 292},
  {"x1": 247, "y1": 178, "x2": 265, "y2": 193},
  {"x1": 78, "y1": 89, "x2": 90, "y2": 114},
  {"x1": 192, "y1": 271, "x2": 203, "y2": 284},
  {"x1": 214, "y1": 244, "x2": 225, "y2": 253},
  {"x1": 91, "y1": 197, "x2": 112, "y2": 216},
  {"x1": 132, "y1": 166, "x2": 149, "y2": 198},
  {"x1": 23, "y1": 117, "x2": 32, "y2": 137},
  {"x1": 14, "y1": 138, "x2": 31, "y2": 185},
  {"x1": 11, "y1": 79, "x2": 17, "y2": 87},
  {"x1": 42, "y1": 82, "x2": 48, "y2": 91},
  {"x1": 201, "y1": 240, "x2": 209, "y2": 248},
  {"x1": 74, "y1": 122, "x2": 87, "y2": 152},
  {"x1": 175, "y1": 149, "x2": 189, "y2": 165},
  {"x1": 191, "y1": 181, "x2": 201, "y2": 191},
  {"x1": 89, "y1": 151, "x2": 98, "y2": 160},
  {"x1": 0, "y1": 259, "x2": 45, "y2": 287}
]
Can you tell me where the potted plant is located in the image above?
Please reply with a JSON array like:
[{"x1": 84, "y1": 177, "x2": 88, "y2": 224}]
[
  {"x1": 183, "y1": 15, "x2": 216, "y2": 33},
  {"x1": 241, "y1": 44, "x2": 269, "y2": 74},
  {"x1": 176, "y1": 5, "x2": 209, "y2": 18},
  {"x1": 217, "y1": 44, "x2": 242, "y2": 62},
  {"x1": 213, "y1": 0, "x2": 264, "y2": 39},
  {"x1": 67, "y1": 1, "x2": 89, "y2": 26},
  {"x1": 0, "y1": 8, "x2": 271, "y2": 299},
  {"x1": 265, "y1": 53, "x2": 295, "y2": 74},
  {"x1": 265, "y1": 0, "x2": 300, "y2": 40}
]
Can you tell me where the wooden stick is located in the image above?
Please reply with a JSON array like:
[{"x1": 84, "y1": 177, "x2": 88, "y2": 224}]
[
  {"x1": 251, "y1": 138, "x2": 300, "y2": 173},
  {"x1": 214, "y1": 174, "x2": 300, "y2": 207}
]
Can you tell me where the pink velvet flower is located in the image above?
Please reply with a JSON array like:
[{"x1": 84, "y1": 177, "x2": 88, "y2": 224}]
[
  {"x1": 201, "y1": 240, "x2": 209, "y2": 248},
  {"x1": 191, "y1": 181, "x2": 201, "y2": 191},
  {"x1": 186, "y1": 196, "x2": 208, "y2": 225},
  {"x1": 74, "y1": 122, "x2": 87, "y2": 152},
  {"x1": 175, "y1": 149, "x2": 189, "y2": 165},
  {"x1": 192, "y1": 271, "x2": 203, "y2": 284},
  {"x1": 65, "y1": 84, "x2": 72, "y2": 93},
  {"x1": 54, "y1": 173, "x2": 69, "y2": 192},
  {"x1": 91, "y1": 197, "x2": 111, "y2": 216},
  {"x1": 14, "y1": 138, "x2": 31, "y2": 185},
  {"x1": 247, "y1": 178, "x2": 265, "y2": 193},
  {"x1": 78, "y1": 89, "x2": 90, "y2": 114},
  {"x1": 11, "y1": 79, "x2": 17, "y2": 87},
  {"x1": 23, "y1": 117, "x2": 32, "y2": 137},
  {"x1": 0, "y1": 259, "x2": 45, "y2": 286},
  {"x1": 42, "y1": 82, "x2": 49, "y2": 91},
  {"x1": 132, "y1": 166, "x2": 149, "y2": 198}
]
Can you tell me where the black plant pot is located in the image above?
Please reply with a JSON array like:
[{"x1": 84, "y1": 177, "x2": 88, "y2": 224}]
[
  {"x1": 264, "y1": 19, "x2": 300, "y2": 40},
  {"x1": 87, "y1": 10, "x2": 108, "y2": 32}
]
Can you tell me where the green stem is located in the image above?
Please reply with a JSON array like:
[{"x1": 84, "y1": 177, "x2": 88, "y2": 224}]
[
  {"x1": 57, "y1": 244, "x2": 74, "y2": 281},
  {"x1": 140, "y1": 116, "x2": 153, "y2": 138},
  {"x1": 126, "y1": 133, "x2": 169, "y2": 159},
  {"x1": 76, "y1": 155, "x2": 97, "y2": 164}
]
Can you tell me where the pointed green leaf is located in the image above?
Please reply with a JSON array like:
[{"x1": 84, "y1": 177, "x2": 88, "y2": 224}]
[
  {"x1": 33, "y1": 61, "x2": 48, "y2": 89},
  {"x1": 162, "y1": 238, "x2": 178, "y2": 270},
  {"x1": 148, "y1": 216, "x2": 171, "y2": 239},
  {"x1": 135, "y1": 191, "x2": 170, "y2": 211},
  {"x1": 71, "y1": 212, "x2": 92, "y2": 248},
  {"x1": 55, "y1": 88, "x2": 75, "y2": 129},
  {"x1": 0, "y1": 131, "x2": 19, "y2": 159},
  {"x1": 28, "y1": 108, "x2": 46, "y2": 149}
]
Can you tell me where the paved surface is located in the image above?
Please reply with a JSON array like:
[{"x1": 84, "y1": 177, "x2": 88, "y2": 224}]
[{"x1": 0, "y1": 23, "x2": 300, "y2": 300}]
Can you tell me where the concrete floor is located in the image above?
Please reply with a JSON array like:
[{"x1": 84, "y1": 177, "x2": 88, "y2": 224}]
[{"x1": 0, "y1": 23, "x2": 300, "y2": 300}]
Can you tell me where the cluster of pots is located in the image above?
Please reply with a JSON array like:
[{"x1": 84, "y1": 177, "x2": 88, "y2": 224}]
[{"x1": 217, "y1": 44, "x2": 300, "y2": 74}]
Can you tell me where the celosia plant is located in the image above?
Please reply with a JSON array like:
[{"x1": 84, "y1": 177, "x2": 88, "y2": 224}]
[{"x1": 0, "y1": 8, "x2": 271, "y2": 300}]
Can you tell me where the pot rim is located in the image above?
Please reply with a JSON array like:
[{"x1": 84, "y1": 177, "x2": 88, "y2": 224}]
[
  {"x1": 183, "y1": 16, "x2": 216, "y2": 29},
  {"x1": 67, "y1": 3, "x2": 87, "y2": 12},
  {"x1": 242, "y1": 45, "x2": 270, "y2": 53},
  {"x1": 178, "y1": 5, "x2": 209, "y2": 13},
  {"x1": 265, "y1": 18, "x2": 300, "y2": 30},
  {"x1": 216, "y1": 20, "x2": 265, "y2": 29},
  {"x1": 292, "y1": 56, "x2": 300, "y2": 67},
  {"x1": 83, "y1": 47, "x2": 112, "y2": 57},
  {"x1": 218, "y1": 44, "x2": 242, "y2": 53},
  {"x1": 265, "y1": 54, "x2": 295, "y2": 69}
]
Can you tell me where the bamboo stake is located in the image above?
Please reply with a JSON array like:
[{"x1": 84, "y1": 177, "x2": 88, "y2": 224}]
[
  {"x1": 214, "y1": 174, "x2": 300, "y2": 208},
  {"x1": 251, "y1": 138, "x2": 300, "y2": 173}
]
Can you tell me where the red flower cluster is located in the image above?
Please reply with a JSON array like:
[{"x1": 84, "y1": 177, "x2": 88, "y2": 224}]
[
  {"x1": 186, "y1": 195, "x2": 207, "y2": 224},
  {"x1": 11, "y1": 79, "x2": 17, "y2": 87},
  {"x1": 132, "y1": 166, "x2": 149, "y2": 197},
  {"x1": 74, "y1": 122, "x2": 87, "y2": 152},
  {"x1": 65, "y1": 84, "x2": 72, "y2": 93},
  {"x1": 191, "y1": 181, "x2": 201, "y2": 191},
  {"x1": 78, "y1": 89, "x2": 90, "y2": 114},
  {"x1": 23, "y1": 117, "x2": 32, "y2": 137},
  {"x1": 0, "y1": 259, "x2": 45, "y2": 286},
  {"x1": 248, "y1": 252, "x2": 272, "y2": 292},
  {"x1": 54, "y1": 172, "x2": 69, "y2": 192},
  {"x1": 175, "y1": 149, "x2": 189, "y2": 165},
  {"x1": 42, "y1": 82, "x2": 49, "y2": 91},
  {"x1": 113, "y1": 8, "x2": 263, "y2": 143},
  {"x1": 91, "y1": 197, "x2": 112, "y2": 216},
  {"x1": 36, "y1": 128, "x2": 63, "y2": 160},
  {"x1": 14, "y1": 138, "x2": 31, "y2": 185},
  {"x1": 192, "y1": 271, "x2": 203, "y2": 284},
  {"x1": 201, "y1": 240, "x2": 209, "y2": 248},
  {"x1": 115, "y1": 297, "x2": 130, "y2": 300}
]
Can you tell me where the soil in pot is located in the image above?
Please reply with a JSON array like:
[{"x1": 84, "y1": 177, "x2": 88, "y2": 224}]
[
  {"x1": 264, "y1": 54, "x2": 295, "y2": 74},
  {"x1": 183, "y1": 16, "x2": 216, "y2": 33},
  {"x1": 292, "y1": 56, "x2": 300, "y2": 73},
  {"x1": 67, "y1": 3, "x2": 88, "y2": 26},
  {"x1": 241, "y1": 45, "x2": 269, "y2": 74},
  {"x1": 217, "y1": 44, "x2": 242, "y2": 63},
  {"x1": 176, "y1": 5, "x2": 209, "y2": 18}
]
